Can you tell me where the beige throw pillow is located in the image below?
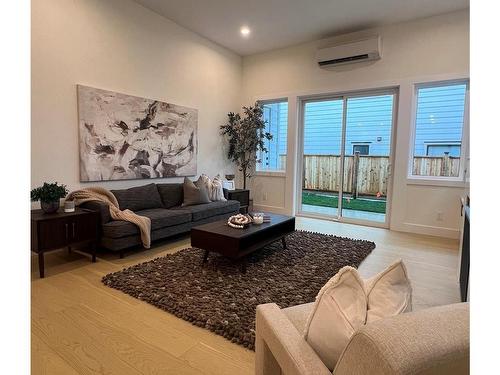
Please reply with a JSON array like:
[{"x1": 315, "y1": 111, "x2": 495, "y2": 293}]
[
  {"x1": 365, "y1": 260, "x2": 412, "y2": 322},
  {"x1": 197, "y1": 174, "x2": 212, "y2": 194},
  {"x1": 303, "y1": 260, "x2": 412, "y2": 370},
  {"x1": 182, "y1": 177, "x2": 211, "y2": 206},
  {"x1": 303, "y1": 267, "x2": 367, "y2": 370}
]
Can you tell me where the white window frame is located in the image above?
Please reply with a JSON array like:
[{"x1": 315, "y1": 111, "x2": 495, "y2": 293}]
[
  {"x1": 407, "y1": 79, "x2": 469, "y2": 184},
  {"x1": 256, "y1": 98, "x2": 288, "y2": 173}
]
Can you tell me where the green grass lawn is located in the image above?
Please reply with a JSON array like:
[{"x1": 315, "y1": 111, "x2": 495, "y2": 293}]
[{"x1": 302, "y1": 192, "x2": 386, "y2": 213}]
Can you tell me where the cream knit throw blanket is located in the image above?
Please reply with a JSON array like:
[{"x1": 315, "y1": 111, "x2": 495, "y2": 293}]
[{"x1": 66, "y1": 187, "x2": 151, "y2": 248}]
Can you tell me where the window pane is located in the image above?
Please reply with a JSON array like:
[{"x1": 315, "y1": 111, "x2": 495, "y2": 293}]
[
  {"x1": 301, "y1": 99, "x2": 344, "y2": 218},
  {"x1": 353, "y1": 144, "x2": 370, "y2": 155},
  {"x1": 412, "y1": 83, "x2": 467, "y2": 177},
  {"x1": 345, "y1": 95, "x2": 394, "y2": 157},
  {"x1": 342, "y1": 94, "x2": 394, "y2": 223},
  {"x1": 303, "y1": 100, "x2": 343, "y2": 155},
  {"x1": 257, "y1": 101, "x2": 288, "y2": 171},
  {"x1": 426, "y1": 144, "x2": 461, "y2": 157}
]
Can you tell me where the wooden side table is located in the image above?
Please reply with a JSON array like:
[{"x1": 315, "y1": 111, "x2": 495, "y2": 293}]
[
  {"x1": 31, "y1": 208, "x2": 99, "y2": 278},
  {"x1": 224, "y1": 189, "x2": 250, "y2": 214}
]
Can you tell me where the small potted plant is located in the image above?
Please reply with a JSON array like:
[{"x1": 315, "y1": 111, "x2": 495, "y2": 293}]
[{"x1": 31, "y1": 182, "x2": 69, "y2": 214}]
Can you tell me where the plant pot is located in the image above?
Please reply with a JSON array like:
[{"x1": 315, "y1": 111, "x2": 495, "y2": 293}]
[{"x1": 41, "y1": 200, "x2": 60, "y2": 214}]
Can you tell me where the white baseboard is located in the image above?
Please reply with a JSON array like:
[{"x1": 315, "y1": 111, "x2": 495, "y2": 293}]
[
  {"x1": 252, "y1": 204, "x2": 290, "y2": 215},
  {"x1": 254, "y1": 204, "x2": 459, "y2": 240},
  {"x1": 392, "y1": 222, "x2": 460, "y2": 239}
]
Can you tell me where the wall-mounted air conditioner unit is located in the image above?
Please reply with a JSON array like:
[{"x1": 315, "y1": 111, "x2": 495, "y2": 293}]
[{"x1": 316, "y1": 36, "x2": 381, "y2": 68}]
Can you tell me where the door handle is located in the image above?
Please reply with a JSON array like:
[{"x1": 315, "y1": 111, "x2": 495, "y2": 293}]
[
  {"x1": 65, "y1": 223, "x2": 69, "y2": 240},
  {"x1": 72, "y1": 222, "x2": 76, "y2": 238}
]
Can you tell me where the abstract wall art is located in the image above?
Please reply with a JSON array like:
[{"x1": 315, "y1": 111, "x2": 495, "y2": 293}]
[{"x1": 77, "y1": 85, "x2": 198, "y2": 181}]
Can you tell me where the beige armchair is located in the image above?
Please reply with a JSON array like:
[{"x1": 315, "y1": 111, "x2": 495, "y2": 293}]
[{"x1": 255, "y1": 302, "x2": 469, "y2": 375}]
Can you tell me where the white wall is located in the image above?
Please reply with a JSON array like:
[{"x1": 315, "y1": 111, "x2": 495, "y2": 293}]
[
  {"x1": 241, "y1": 10, "x2": 469, "y2": 238},
  {"x1": 31, "y1": 2, "x2": 468, "y2": 238},
  {"x1": 31, "y1": 0, "x2": 241, "y2": 195}
]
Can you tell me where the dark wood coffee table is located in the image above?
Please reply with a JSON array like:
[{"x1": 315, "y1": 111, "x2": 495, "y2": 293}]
[{"x1": 191, "y1": 213, "x2": 295, "y2": 272}]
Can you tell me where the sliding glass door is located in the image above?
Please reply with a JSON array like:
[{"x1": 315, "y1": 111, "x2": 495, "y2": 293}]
[{"x1": 299, "y1": 90, "x2": 396, "y2": 226}]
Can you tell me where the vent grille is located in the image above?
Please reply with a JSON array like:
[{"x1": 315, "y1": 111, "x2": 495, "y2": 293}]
[{"x1": 318, "y1": 54, "x2": 369, "y2": 66}]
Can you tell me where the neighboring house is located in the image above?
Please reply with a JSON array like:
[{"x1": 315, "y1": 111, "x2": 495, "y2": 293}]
[
  {"x1": 259, "y1": 101, "x2": 288, "y2": 170},
  {"x1": 413, "y1": 84, "x2": 466, "y2": 157},
  {"x1": 259, "y1": 84, "x2": 465, "y2": 170},
  {"x1": 301, "y1": 95, "x2": 393, "y2": 157}
]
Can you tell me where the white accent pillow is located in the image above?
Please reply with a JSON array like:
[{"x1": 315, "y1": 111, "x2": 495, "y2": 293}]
[
  {"x1": 197, "y1": 174, "x2": 227, "y2": 202},
  {"x1": 303, "y1": 260, "x2": 412, "y2": 370},
  {"x1": 365, "y1": 260, "x2": 412, "y2": 323},
  {"x1": 211, "y1": 175, "x2": 227, "y2": 202},
  {"x1": 303, "y1": 267, "x2": 367, "y2": 370}
]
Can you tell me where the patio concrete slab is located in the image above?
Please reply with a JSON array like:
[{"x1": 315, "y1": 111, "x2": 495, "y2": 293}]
[{"x1": 301, "y1": 204, "x2": 386, "y2": 223}]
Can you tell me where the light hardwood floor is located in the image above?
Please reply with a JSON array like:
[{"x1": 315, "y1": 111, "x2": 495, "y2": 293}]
[{"x1": 31, "y1": 217, "x2": 461, "y2": 375}]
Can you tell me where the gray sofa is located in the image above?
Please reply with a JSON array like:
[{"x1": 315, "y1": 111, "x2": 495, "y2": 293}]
[{"x1": 81, "y1": 183, "x2": 240, "y2": 256}]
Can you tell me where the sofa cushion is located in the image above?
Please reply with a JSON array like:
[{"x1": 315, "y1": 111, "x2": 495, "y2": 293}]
[
  {"x1": 136, "y1": 208, "x2": 192, "y2": 229},
  {"x1": 102, "y1": 208, "x2": 191, "y2": 238},
  {"x1": 173, "y1": 200, "x2": 239, "y2": 222},
  {"x1": 333, "y1": 303, "x2": 469, "y2": 375},
  {"x1": 111, "y1": 183, "x2": 163, "y2": 211},
  {"x1": 100, "y1": 221, "x2": 193, "y2": 251},
  {"x1": 157, "y1": 183, "x2": 183, "y2": 208}
]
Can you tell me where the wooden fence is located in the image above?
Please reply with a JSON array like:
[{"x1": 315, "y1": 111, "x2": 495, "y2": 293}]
[
  {"x1": 302, "y1": 154, "x2": 389, "y2": 196},
  {"x1": 279, "y1": 153, "x2": 460, "y2": 196},
  {"x1": 412, "y1": 155, "x2": 460, "y2": 177}
]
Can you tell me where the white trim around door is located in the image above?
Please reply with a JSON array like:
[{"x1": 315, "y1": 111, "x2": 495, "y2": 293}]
[{"x1": 295, "y1": 87, "x2": 399, "y2": 228}]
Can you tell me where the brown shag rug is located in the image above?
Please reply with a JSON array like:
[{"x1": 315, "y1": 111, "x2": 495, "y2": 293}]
[{"x1": 102, "y1": 230, "x2": 375, "y2": 350}]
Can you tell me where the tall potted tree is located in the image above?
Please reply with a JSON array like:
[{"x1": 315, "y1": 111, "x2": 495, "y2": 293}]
[{"x1": 220, "y1": 103, "x2": 272, "y2": 189}]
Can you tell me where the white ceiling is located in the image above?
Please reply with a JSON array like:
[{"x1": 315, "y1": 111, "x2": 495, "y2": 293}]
[{"x1": 133, "y1": 0, "x2": 469, "y2": 56}]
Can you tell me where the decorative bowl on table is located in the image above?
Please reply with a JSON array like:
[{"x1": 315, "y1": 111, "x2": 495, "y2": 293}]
[
  {"x1": 225, "y1": 174, "x2": 235, "y2": 181},
  {"x1": 227, "y1": 214, "x2": 252, "y2": 229}
]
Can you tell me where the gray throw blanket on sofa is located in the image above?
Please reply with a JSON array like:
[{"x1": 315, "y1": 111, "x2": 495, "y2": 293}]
[{"x1": 66, "y1": 187, "x2": 151, "y2": 248}]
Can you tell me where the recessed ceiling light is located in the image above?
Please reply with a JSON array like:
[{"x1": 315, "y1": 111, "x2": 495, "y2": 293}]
[{"x1": 240, "y1": 26, "x2": 250, "y2": 37}]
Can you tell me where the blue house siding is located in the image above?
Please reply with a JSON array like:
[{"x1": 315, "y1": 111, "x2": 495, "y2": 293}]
[
  {"x1": 258, "y1": 84, "x2": 466, "y2": 171},
  {"x1": 413, "y1": 84, "x2": 466, "y2": 157},
  {"x1": 278, "y1": 103, "x2": 288, "y2": 155},
  {"x1": 345, "y1": 95, "x2": 393, "y2": 156},
  {"x1": 303, "y1": 95, "x2": 394, "y2": 156},
  {"x1": 303, "y1": 100, "x2": 343, "y2": 155},
  {"x1": 260, "y1": 101, "x2": 288, "y2": 170}
]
